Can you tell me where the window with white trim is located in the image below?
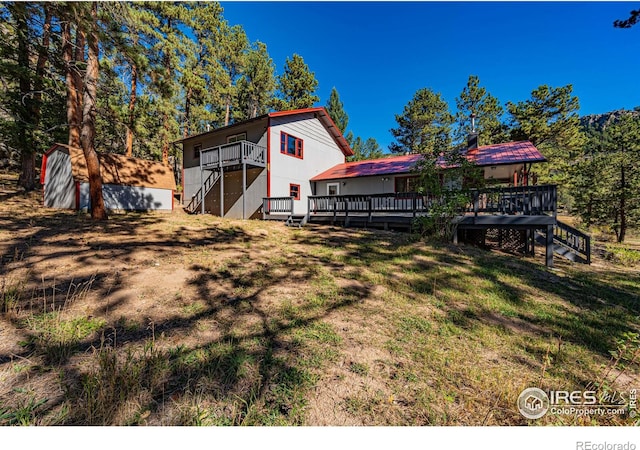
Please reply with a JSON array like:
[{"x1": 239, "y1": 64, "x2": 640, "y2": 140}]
[{"x1": 327, "y1": 183, "x2": 339, "y2": 196}]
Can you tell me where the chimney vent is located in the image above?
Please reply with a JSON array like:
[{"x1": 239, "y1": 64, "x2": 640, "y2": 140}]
[{"x1": 467, "y1": 113, "x2": 478, "y2": 150}]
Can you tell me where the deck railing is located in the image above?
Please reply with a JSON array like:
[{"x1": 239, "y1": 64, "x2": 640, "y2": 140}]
[
  {"x1": 466, "y1": 185, "x2": 557, "y2": 216},
  {"x1": 554, "y1": 220, "x2": 591, "y2": 264},
  {"x1": 306, "y1": 185, "x2": 557, "y2": 218},
  {"x1": 309, "y1": 192, "x2": 429, "y2": 220},
  {"x1": 201, "y1": 140, "x2": 266, "y2": 168},
  {"x1": 262, "y1": 196, "x2": 294, "y2": 219}
]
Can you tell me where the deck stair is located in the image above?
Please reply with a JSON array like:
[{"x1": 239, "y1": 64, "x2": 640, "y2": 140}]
[
  {"x1": 185, "y1": 169, "x2": 220, "y2": 214},
  {"x1": 285, "y1": 214, "x2": 308, "y2": 228},
  {"x1": 535, "y1": 220, "x2": 591, "y2": 264}
]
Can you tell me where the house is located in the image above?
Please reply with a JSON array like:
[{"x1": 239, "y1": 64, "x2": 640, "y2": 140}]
[
  {"x1": 310, "y1": 141, "x2": 547, "y2": 196},
  {"x1": 41, "y1": 143, "x2": 176, "y2": 212},
  {"x1": 179, "y1": 110, "x2": 590, "y2": 267},
  {"x1": 178, "y1": 107, "x2": 353, "y2": 219}
]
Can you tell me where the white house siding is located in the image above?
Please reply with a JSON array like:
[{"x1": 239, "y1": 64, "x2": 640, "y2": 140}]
[
  {"x1": 79, "y1": 183, "x2": 173, "y2": 211},
  {"x1": 269, "y1": 113, "x2": 346, "y2": 214},
  {"x1": 314, "y1": 175, "x2": 398, "y2": 197},
  {"x1": 44, "y1": 150, "x2": 76, "y2": 208},
  {"x1": 182, "y1": 121, "x2": 268, "y2": 205}
]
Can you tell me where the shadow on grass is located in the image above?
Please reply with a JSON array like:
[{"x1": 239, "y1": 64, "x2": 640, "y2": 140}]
[{"x1": 1, "y1": 191, "x2": 638, "y2": 425}]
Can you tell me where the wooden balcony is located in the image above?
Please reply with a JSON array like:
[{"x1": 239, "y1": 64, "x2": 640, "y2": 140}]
[{"x1": 200, "y1": 140, "x2": 266, "y2": 170}]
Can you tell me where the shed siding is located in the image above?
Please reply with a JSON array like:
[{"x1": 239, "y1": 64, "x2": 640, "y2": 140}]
[
  {"x1": 269, "y1": 114, "x2": 345, "y2": 214},
  {"x1": 79, "y1": 183, "x2": 173, "y2": 211},
  {"x1": 44, "y1": 150, "x2": 76, "y2": 208}
]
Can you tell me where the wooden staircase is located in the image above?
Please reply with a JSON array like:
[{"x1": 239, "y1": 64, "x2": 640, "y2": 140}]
[
  {"x1": 535, "y1": 220, "x2": 591, "y2": 264},
  {"x1": 285, "y1": 214, "x2": 308, "y2": 228},
  {"x1": 184, "y1": 169, "x2": 220, "y2": 214}
]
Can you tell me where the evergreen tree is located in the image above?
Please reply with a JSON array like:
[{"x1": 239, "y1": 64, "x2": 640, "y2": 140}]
[
  {"x1": 325, "y1": 87, "x2": 348, "y2": 134},
  {"x1": 614, "y1": 9, "x2": 640, "y2": 28},
  {"x1": 571, "y1": 112, "x2": 640, "y2": 242},
  {"x1": 454, "y1": 75, "x2": 509, "y2": 146},
  {"x1": 235, "y1": 41, "x2": 275, "y2": 122},
  {"x1": 507, "y1": 84, "x2": 586, "y2": 185},
  {"x1": 0, "y1": 2, "x2": 60, "y2": 190},
  {"x1": 389, "y1": 87, "x2": 454, "y2": 155},
  {"x1": 219, "y1": 23, "x2": 248, "y2": 125},
  {"x1": 274, "y1": 54, "x2": 319, "y2": 111},
  {"x1": 348, "y1": 136, "x2": 384, "y2": 162}
]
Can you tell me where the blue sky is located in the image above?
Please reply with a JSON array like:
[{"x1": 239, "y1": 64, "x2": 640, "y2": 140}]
[{"x1": 220, "y1": 1, "x2": 640, "y2": 150}]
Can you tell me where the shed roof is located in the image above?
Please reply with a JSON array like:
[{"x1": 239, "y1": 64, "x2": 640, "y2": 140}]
[
  {"x1": 49, "y1": 144, "x2": 176, "y2": 190},
  {"x1": 310, "y1": 141, "x2": 545, "y2": 181}
]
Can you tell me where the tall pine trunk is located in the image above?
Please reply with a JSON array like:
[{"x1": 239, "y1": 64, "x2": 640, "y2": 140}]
[
  {"x1": 184, "y1": 86, "x2": 192, "y2": 138},
  {"x1": 618, "y1": 163, "x2": 626, "y2": 243},
  {"x1": 63, "y1": 19, "x2": 83, "y2": 149},
  {"x1": 80, "y1": 2, "x2": 107, "y2": 220},
  {"x1": 125, "y1": 59, "x2": 137, "y2": 157}
]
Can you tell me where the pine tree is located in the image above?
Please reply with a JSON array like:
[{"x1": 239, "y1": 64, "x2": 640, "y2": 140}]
[
  {"x1": 389, "y1": 87, "x2": 454, "y2": 155},
  {"x1": 235, "y1": 41, "x2": 275, "y2": 122},
  {"x1": 219, "y1": 23, "x2": 248, "y2": 126},
  {"x1": 0, "y1": 2, "x2": 57, "y2": 190},
  {"x1": 274, "y1": 54, "x2": 319, "y2": 111},
  {"x1": 348, "y1": 137, "x2": 384, "y2": 162},
  {"x1": 454, "y1": 75, "x2": 508, "y2": 146},
  {"x1": 507, "y1": 84, "x2": 585, "y2": 187},
  {"x1": 325, "y1": 87, "x2": 348, "y2": 134}
]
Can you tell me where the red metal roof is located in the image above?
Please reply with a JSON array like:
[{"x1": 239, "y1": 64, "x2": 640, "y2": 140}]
[
  {"x1": 310, "y1": 141, "x2": 545, "y2": 181},
  {"x1": 466, "y1": 140, "x2": 546, "y2": 166},
  {"x1": 310, "y1": 154, "x2": 423, "y2": 181}
]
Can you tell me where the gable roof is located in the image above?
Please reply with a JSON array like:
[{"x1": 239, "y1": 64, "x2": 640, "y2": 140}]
[
  {"x1": 310, "y1": 141, "x2": 545, "y2": 181},
  {"x1": 269, "y1": 107, "x2": 353, "y2": 157},
  {"x1": 175, "y1": 107, "x2": 354, "y2": 157},
  {"x1": 48, "y1": 144, "x2": 176, "y2": 190}
]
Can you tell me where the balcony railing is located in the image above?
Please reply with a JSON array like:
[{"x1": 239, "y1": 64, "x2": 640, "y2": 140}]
[{"x1": 200, "y1": 140, "x2": 266, "y2": 168}]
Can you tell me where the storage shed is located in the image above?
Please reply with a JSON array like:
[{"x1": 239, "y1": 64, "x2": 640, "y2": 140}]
[{"x1": 41, "y1": 144, "x2": 176, "y2": 211}]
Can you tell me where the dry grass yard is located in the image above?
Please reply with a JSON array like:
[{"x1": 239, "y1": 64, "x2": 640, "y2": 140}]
[{"x1": 0, "y1": 174, "x2": 638, "y2": 425}]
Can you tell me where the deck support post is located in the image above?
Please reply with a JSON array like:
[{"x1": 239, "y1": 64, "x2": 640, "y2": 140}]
[
  {"x1": 242, "y1": 161, "x2": 246, "y2": 220},
  {"x1": 200, "y1": 158, "x2": 205, "y2": 215},
  {"x1": 545, "y1": 224, "x2": 554, "y2": 268},
  {"x1": 220, "y1": 166, "x2": 224, "y2": 218}
]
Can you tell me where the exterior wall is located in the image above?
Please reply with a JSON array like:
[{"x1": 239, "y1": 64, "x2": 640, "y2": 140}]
[
  {"x1": 182, "y1": 120, "x2": 268, "y2": 205},
  {"x1": 314, "y1": 175, "x2": 398, "y2": 197},
  {"x1": 79, "y1": 183, "x2": 173, "y2": 211},
  {"x1": 202, "y1": 167, "x2": 266, "y2": 219},
  {"x1": 269, "y1": 113, "x2": 346, "y2": 214},
  {"x1": 44, "y1": 150, "x2": 76, "y2": 209}
]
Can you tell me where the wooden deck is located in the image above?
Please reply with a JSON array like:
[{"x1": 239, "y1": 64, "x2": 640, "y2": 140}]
[{"x1": 262, "y1": 185, "x2": 591, "y2": 267}]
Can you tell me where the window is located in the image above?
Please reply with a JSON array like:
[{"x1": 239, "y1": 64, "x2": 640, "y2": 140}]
[
  {"x1": 327, "y1": 183, "x2": 340, "y2": 196},
  {"x1": 194, "y1": 143, "x2": 202, "y2": 160},
  {"x1": 280, "y1": 132, "x2": 303, "y2": 159},
  {"x1": 289, "y1": 183, "x2": 300, "y2": 200},
  {"x1": 227, "y1": 132, "x2": 246, "y2": 143},
  {"x1": 394, "y1": 176, "x2": 419, "y2": 193}
]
